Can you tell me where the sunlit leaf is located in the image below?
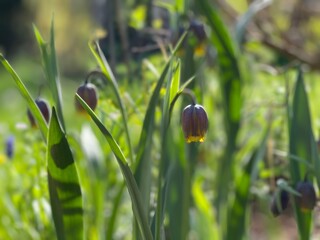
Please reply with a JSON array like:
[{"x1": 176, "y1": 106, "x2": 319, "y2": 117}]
[
  {"x1": 47, "y1": 108, "x2": 83, "y2": 240},
  {"x1": 88, "y1": 41, "x2": 134, "y2": 163},
  {"x1": 75, "y1": 94, "x2": 153, "y2": 240},
  {"x1": 289, "y1": 68, "x2": 315, "y2": 239},
  {"x1": 226, "y1": 127, "x2": 269, "y2": 240},
  {"x1": 198, "y1": 0, "x2": 244, "y2": 219},
  {"x1": 0, "y1": 54, "x2": 48, "y2": 140},
  {"x1": 192, "y1": 176, "x2": 219, "y2": 240},
  {"x1": 33, "y1": 20, "x2": 65, "y2": 131},
  {"x1": 133, "y1": 33, "x2": 188, "y2": 233}
]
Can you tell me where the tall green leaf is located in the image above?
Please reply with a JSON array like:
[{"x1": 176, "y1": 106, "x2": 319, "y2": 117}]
[
  {"x1": 175, "y1": 0, "x2": 185, "y2": 13},
  {"x1": 192, "y1": 176, "x2": 219, "y2": 240},
  {"x1": 88, "y1": 41, "x2": 134, "y2": 163},
  {"x1": 289, "y1": 69, "x2": 314, "y2": 240},
  {"x1": 165, "y1": 135, "x2": 190, "y2": 240},
  {"x1": 198, "y1": 0, "x2": 244, "y2": 218},
  {"x1": 47, "y1": 108, "x2": 83, "y2": 240},
  {"x1": 226, "y1": 127, "x2": 269, "y2": 240},
  {"x1": 133, "y1": 58, "x2": 171, "y2": 219},
  {"x1": 133, "y1": 33, "x2": 187, "y2": 229},
  {"x1": 132, "y1": 58, "x2": 172, "y2": 239},
  {"x1": 154, "y1": 59, "x2": 176, "y2": 240},
  {"x1": 75, "y1": 94, "x2": 153, "y2": 240},
  {"x1": 33, "y1": 20, "x2": 65, "y2": 131},
  {"x1": 170, "y1": 59, "x2": 181, "y2": 104}
]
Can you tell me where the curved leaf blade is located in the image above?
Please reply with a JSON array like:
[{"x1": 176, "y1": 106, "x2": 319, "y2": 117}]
[
  {"x1": 198, "y1": 0, "x2": 244, "y2": 219},
  {"x1": 226, "y1": 127, "x2": 269, "y2": 240},
  {"x1": 33, "y1": 21, "x2": 65, "y2": 131},
  {"x1": 289, "y1": 69, "x2": 314, "y2": 240},
  {"x1": 0, "y1": 54, "x2": 48, "y2": 140},
  {"x1": 75, "y1": 94, "x2": 153, "y2": 240},
  {"x1": 47, "y1": 108, "x2": 83, "y2": 240}
]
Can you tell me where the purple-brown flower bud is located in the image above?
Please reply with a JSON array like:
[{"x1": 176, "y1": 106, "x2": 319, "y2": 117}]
[
  {"x1": 295, "y1": 181, "x2": 316, "y2": 211},
  {"x1": 27, "y1": 98, "x2": 50, "y2": 128},
  {"x1": 189, "y1": 20, "x2": 207, "y2": 43},
  {"x1": 181, "y1": 104, "x2": 208, "y2": 143},
  {"x1": 270, "y1": 189, "x2": 289, "y2": 217},
  {"x1": 75, "y1": 82, "x2": 98, "y2": 113}
]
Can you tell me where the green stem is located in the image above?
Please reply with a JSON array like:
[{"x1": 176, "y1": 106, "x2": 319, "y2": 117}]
[
  {"x1": 155, "y1": 142, "x2": 166, "y2": 240},
  {"x1": 181, "y1": 88, "x2": 197, "y2": 105},
  {"x1": 106, "y1": 183, "x2": 125, "y2": 240},
  {"x1": 85, "y1": 68, "x2": 134, "y2": 164}
]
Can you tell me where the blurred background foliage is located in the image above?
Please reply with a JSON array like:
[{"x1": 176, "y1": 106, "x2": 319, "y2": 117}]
[{"x1": 2, "y1": 0, "x2": 320, "y2": 239}]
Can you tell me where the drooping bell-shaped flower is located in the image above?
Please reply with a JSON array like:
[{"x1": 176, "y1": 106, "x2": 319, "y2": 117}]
[
  {"x1": 27, "y1": 98, "x2": 50, "y2": 128},
  {"x1": 270, "y1": 189, "x2": 289, "y2": 217},
  {"x1": 75, "y1": 81, "x2": 98, "y2": 113},
  {"x1": 295, "y1": 180, "x2": 316, "y2": 211},
  {"x1": 181, "y1": 104, "x2": 208, "y2": 143}
]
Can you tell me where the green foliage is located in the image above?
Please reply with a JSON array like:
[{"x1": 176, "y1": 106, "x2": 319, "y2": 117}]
[
  {"x1": 288, "y1": 69, "x2": 318, "y2": 240},
  {"x1": 198, "y1": 0, "x2": 244, "y2": 223},
  {"x1": 34, "y1": 20, "x2": 65, "y2": 131},
  {"x1": 47, "y1": 108, "x2": 83, "y2": 239},
  {"x1": 0, "y1": 54, "x2": 48, "y2": 140},
  {"x1": 226, "y1": 127, "x2": 269, "y2": 240},
  {"x1": 76, "y1": 92, "x2": 153, "y2": 240},
  {"x1": 2, "y1": 1, "x2": 320, "y2": 240}
]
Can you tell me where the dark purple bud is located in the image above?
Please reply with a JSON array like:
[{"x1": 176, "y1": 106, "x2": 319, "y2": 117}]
[
  {"x1": 27, "y1": 98, "x2": 50, "y2": 128},
  {"x1": 270, "y1": 189, "x2": 289, "y2": 217},
  {"x1": 181, "y1": 104, "x2": 208, "y2": 143},
  {"x1": 295, "y1": 181, "x2": 317, "y2": 211},
  {"x1": 189, "y1": 20, "x2": 206, "y2": 42},
  {"x1": 75, "y1": 82, "x2": 98, "y2": 113}
]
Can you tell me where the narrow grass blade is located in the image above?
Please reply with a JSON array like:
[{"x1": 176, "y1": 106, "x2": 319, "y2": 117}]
[
  {"x1": 88, "y1": 41, "x2": 134, "y2": 163},
  {"x1": 106, "y1": 183, "x2": 125, "y2": 240},
  {"x1": 289, "y1": 68, "x2": 314, "y2": 239},
  {"x1": 155, "y1": 60, "x2": 176, "y2": 240},
  {"x1": 0, "y1": 54, "x2": 48, "y2": 140},
  {"x1": 226, "y1": 127, "x2": 269, "y2": 240},
  {"x1": 289, "y1": 69, "x2": 313, "y2": 182},
  {"x1": 192, "y1": 176, "x2": 219, "y2": 240},
  {"x1": 75, "y1": 94, "x2": 153, "y2": 240},
  {"x1": 169, "y1": 76, "x2": 195, "y2": 117},
  {"x1": 47, "y1": 108, "x2": 83, "y2": 240},
  {"x1": 33, "y1": 20, "x2": 65, "y2": 131},
  {"x1": 165, "y1": 134, "x2": 190, "y2": 240},
  {"x1": 133, "y1": 57, "x2": 173, "y2": 239},
  {"x1": 198, "y1": 0, "x2": 242, "y2": 142},
  {"x1": 175, "y1": 0, "x2": 185, "y2": 13},
  {"x1": 235, "y1": 0, "x2": 272, "y2": 45},
  {"x1": 277, "y1": 179, "x2": 301, "y2": 197},
  {"x1": 170, "y1": 59, "x2": 181, "y2": 104},
  {"x1": 198, "y1": 0, "x2": 244, "y2": 218},
  {"x1": 133, "y1": 33, "x2": 188, "y2": 230},
  {"x1": 80, "y1": 125, "x2": 106, "y2": 239}
]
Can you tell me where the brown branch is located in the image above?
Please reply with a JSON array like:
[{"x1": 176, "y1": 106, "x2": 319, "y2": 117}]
[{"x1": 216, "y1": 0, "x2": 320, "y2": 70}]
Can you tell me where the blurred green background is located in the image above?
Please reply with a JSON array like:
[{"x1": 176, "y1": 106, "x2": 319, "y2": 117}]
[{"x1": 2, "y1": 0, "x2": 320, "y2": 239}]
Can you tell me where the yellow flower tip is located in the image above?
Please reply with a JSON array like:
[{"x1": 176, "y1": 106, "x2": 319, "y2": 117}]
[
  {"x1": 300, "y1": 207, "x2": 312, "y2": 213},
  {"x1": 76, "y1": 109, "x2": 92, "y2": 119},
  {"x1": 186, "y1": 136, "x2": 206, "y2": 143},
  {"x1": 194, "y1": 43, "x2": 206, "y2": 57},
  {"x1": 0, "y1": 154, "x2": 7, "y2": 164},
  {"x1": 181, "y1": 104, "x2": 209, "y2": 143}
]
